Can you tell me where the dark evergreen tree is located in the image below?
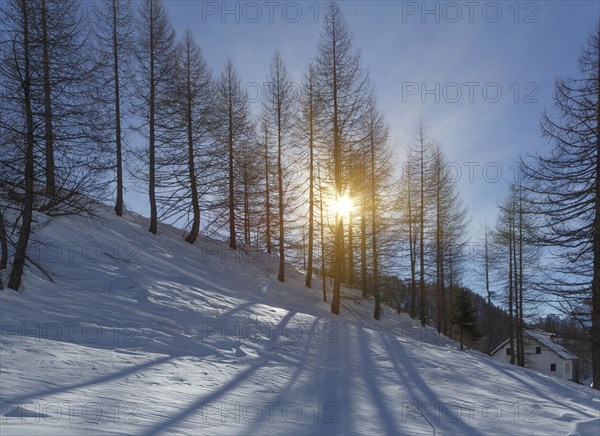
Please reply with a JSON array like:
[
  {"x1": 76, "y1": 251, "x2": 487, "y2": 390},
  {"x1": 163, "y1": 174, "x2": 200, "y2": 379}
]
[{"x1": 451, "y1": 288, "x2": 481, "y2": 350}]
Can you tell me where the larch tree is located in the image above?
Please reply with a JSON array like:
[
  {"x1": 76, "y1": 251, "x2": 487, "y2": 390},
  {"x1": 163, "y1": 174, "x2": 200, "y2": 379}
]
[
  {"x1": 493, "y1": 184, "x2": 539, "y2": 366},
  {"x1": 263, "y1": 53, "x2": 296, "y2": 282},
  {"x1": 1, "y1": 0, "x2": 111, "y2": 290},
  {"x1": 363, "y1": 95, "x2": 391, "y2": 320},
  {"x1": 180, "y1": 31, "x2": 213, "y2": 243},
  {"x1": 1, "y1": 0, "x2": 36, "y2": 291},
  {"x1": 259, "y1": 114, "x2": 273, "y2": 254},
  {"x1": 315, "y1": 3, "x2": 370, "y2": 314},
  {"x1": 521, "y1": 24, "x2": 599, "y2": 388},
  {"x1": 482, "y1": 222, "x2": 495, "y2": 354},
  {"x1": 398, "y1": 151, "x2": 419, "y2": 319},
  {"x1": 407, "y1": 121, "x2": 434, "y2": 326},
  {"x1": 153, "y1": 30, "x2": 215, "y2": 244},
  {"x1": 440, "y1": 171, "x2": 469, "y2": 335},
  {"x1": 431, "y1": 145, "x2": 469, "y2": 335},
  {"x1": 214, "y1": 60, "x2": 254, "y2": 250},
  {"x1": 150, "y1": 30, "x2": 215, "y2": 244},
  {"x1": 33, "y1": 0, "x2": 106, "y2": 207},
  {"x1": 92, "y1": 0, "x2": 135, "y2": 217},
  {"x1": 135, "y1": 0, "x2": 179, "y2": 235},
  {"x1": 301, "y1": 63, "x2": 318, "y2": 288},
  {"x1": 32, "y1": 0, "x2": 110, "y2": 213}
]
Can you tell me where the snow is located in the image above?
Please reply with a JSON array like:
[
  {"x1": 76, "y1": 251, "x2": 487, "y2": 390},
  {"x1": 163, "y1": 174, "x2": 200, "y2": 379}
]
[
  {"x1": 1, "y1": 204, "x2": 599, "y2": 435},
  {"x1": 525, "y1": 329, "x2": 579, "y2": 360}
]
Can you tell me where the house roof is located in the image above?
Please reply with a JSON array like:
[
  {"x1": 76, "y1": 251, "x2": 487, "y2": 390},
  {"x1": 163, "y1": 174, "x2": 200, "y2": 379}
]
[
  {"x1": 525, "y1": 329, "x2": 578, "y2": 360},
  {"x1": 490, "y1": 339, "x2": 510, "y2": 356},
  {"x1": 490, "y1": 329, "x2": 578, "y2": 360}
]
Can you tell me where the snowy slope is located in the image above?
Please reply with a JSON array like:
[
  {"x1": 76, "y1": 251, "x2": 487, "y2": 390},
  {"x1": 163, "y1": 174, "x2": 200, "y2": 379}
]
[{"x1": 1, "y1": 205, "x2": 598, "y2": 435}]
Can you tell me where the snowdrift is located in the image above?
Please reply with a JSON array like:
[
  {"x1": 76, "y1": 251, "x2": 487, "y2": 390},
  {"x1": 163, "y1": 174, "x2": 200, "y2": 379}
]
[{"x1": 1, "y1": 205, "x2": 598, "y2": 435}]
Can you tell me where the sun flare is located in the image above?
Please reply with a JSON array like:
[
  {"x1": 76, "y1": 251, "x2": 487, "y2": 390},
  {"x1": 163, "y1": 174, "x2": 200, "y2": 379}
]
[{"x1": 332, "y1": 195, "x2": 353, "y2": 217}]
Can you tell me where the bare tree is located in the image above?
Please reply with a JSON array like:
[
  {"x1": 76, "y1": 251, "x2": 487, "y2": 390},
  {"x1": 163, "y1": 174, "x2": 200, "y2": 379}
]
[
  {"x1": 363, "y1": 96, "x2": 390, "y2": 319},
  {"x1": 316, "y1": 4, "x2": 370, "y2": 314},
  {"x1": 32, "y1": 0, "x2": 105, "y2": 207},
  {"x1": 1, "y1": 0, "x2": 107, "y2": 289},
  {"x1": 264, "y1": 53, "x2": 296, "y2": 282},
  {"x1": 493, "y1": 184, "x2": 538, "y2": 365},
  {"x1": 92, "y1": 0, "x2": 135, "y2": 217},
  {"x1": 152, "y1": 30, "x2": 214, "y2": 244},
  {"x1": 521, "y1": 24, "x2": 600, "y2": 388},
  {"x1": 301, "y1": 63, "x2": 318, "y2": 288},
  {"x1": 135, "y1": 0, "x2": 178, "y2": 235},
  {"x1": 407, "y1": 121, "x2": 434, "y2": 326},
  {"x1": 214, "y1": 60, "x2": 254, "y2": 250},
  {"x1": 398, "y1": 154, "x2": 418, "y2": 318},
  {"x1": 482, "y1": 222, "x2": 494, "y2": 354},
  {"x1": 1, "y1": 0, "x2": 36, "y2": 291},
  {"x1": 259, "y1": 114, "x2": 273, "y2": 254}
]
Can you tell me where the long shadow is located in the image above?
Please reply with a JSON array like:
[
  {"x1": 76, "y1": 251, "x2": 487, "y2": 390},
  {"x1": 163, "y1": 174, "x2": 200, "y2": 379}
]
[
  {"x1": 215, "y1": 302, "x2": 258, "y2": 320},
  {"x1": 287, "y1": 320, "x2": 355, "y2": 435},
  {"x1": 1, "y1": 355, "x2": 172, "y2": 405},
  {"x1": 381, "y1": 334, "x2": 482, "y2": 436},
  {"x1": 278, "y1": 318, "x2": 357, "y2": 436},
  {"x1": 237, "y1": 318, "x2": 319, "y2": 435},
  {"x1": 143, "y1": 309, "x2": 300, "y2": 435},
  {"x1": 482, "y1": 356, "x2": 599, "y2": 419},
  {"x1": 356, "y1": 329, "x2": 399, "y2": 434},
  {"x1": 144, "y1": 364, "x2": 261, "y2": 436}
]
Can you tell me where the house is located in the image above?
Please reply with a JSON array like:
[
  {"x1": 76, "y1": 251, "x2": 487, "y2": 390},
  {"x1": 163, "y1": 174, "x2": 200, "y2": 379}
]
[{"x1": 490, "y1": 329, "x2": 578, "y2": 381}]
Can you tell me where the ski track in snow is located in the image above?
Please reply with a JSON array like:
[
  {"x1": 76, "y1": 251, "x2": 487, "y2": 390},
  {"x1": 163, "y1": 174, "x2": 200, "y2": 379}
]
[{"x1": 1, "y1": 205, "x2": 599, "y2": 435}]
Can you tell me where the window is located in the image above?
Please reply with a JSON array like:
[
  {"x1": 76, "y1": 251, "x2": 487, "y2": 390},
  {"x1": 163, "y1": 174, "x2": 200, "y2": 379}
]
[
  {"x1": 550, "y1": 363, "x2": 556, "y2": 372},
  {"x1": 506, "y1": 348, "x2": 511, "y2": 355},
  {"x1": 536, "y1": 346, "x2": 541, "y2": 354}
]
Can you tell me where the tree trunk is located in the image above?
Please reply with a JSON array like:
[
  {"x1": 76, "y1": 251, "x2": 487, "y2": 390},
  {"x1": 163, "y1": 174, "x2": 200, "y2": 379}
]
[
  {"x1": 41, "y1": 0, "x2": 56, "y2": 198},
  {"x1": 436, "y1": 160, "x2": 442, "y2": 333},
  {"x1": 148, "y1": 1, "x2": 157, "y2": 235},
  {"x1": 408, "y1": 178, "x2": 417, "y2": 319},
  {"x1": 112, "y1": 0, "x2": 124, "y2": 217},
  {"x1": 419, "y1": 134, "x2": 426, "y2": 327},
  {"x1": 508, "y1": 219, "x2": 515, "y2": 365},
  {"x1": 518, "y1": 194, "x2": 525, "y2": 367},
  {"x1": 243, "y1": 159, "x2": 250, "y2": 245},
  {"x1": 485, "y1": 227, "x2": 493, "y2": 354},
  {"x1": 592, "y1": 62, "x2": 600, "y2": 390},
  {"x1": 331, "y1": 26, "x2": 341, "y2": 315},
  {"x1": 227, "y1": 76, "x2": 236, "y2": 250},
  {"x1": 512, "y1": 205, "x2": 522, "y2": 367},
  {"x1": 0, "y1": 207, "x2": 7, "y2": 271},
  {"x1": 263, "y1": 123, "x2": 271, "y2": 254},
  {"x1": 348, "y1": 208, "x2": 354, "y2": 287},
  {"x1": 360, "y1": 173, "x2": 367, "y2": 297},
  {"x1": 306, "y1": 94, "x2": 315, "y2": 288},
  {"x1": 185, "y1": 43, "x2": 200, "y2": 244},
  {"x1": 277, "y1": 93, "x2": 285, "y2": 282},
  {"x1": 319, "y1": 168, "x2": 327, "y2": 301},
  {"x1": 371, "y1": 128, "x2": 380, "y2": 320},
  {"x1": 8, "y1": 0, "x2": 35, "y2": 291}
]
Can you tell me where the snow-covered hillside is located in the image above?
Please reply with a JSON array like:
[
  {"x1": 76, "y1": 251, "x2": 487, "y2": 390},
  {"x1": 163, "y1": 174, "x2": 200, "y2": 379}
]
[{"x1": 1, "y1": 205, "x2": 598, "y2": 435}]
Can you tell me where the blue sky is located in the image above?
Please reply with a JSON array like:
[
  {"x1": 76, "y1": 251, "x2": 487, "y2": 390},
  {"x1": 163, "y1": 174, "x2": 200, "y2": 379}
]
[
  {"x1": 127, "y1": 1, "x2": 598, "y2": 254},
  {"x1": 147, "y1": 1, "x2": 599, "y2": 231}
]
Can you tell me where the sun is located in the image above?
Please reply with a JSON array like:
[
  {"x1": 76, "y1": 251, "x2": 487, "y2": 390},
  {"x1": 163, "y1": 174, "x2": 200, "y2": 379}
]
[{"x1": 332, "y1": 195, "x2": 353, "y2": 217}]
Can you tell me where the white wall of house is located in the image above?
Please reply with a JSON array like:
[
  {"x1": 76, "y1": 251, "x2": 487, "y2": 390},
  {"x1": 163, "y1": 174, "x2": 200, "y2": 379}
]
[{"x1": 491, "y1": 340, "x2": 574, "y2": 381}]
